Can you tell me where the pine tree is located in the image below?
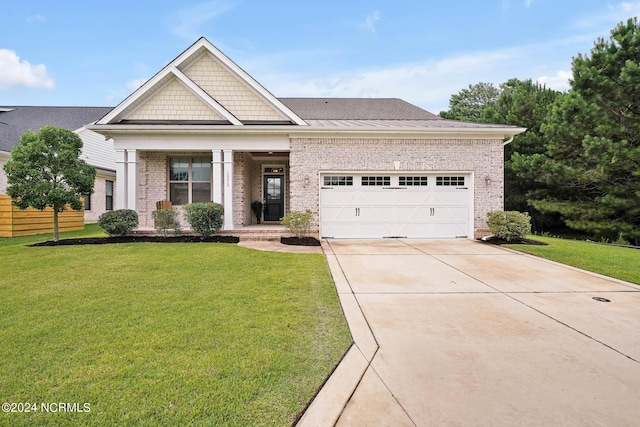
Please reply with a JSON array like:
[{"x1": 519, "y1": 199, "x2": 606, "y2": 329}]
[{"x1": 526, "y1": 18, "x2": 640, "y2": 244}]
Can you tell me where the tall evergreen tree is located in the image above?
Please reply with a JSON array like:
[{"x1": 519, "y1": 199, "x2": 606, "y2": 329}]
[
  {"x1": 485, "y1": 79, "x2": 563, "y2": 231},
  {"x1": 523, "y1": 18, "x2": 640, "y2": 244}
]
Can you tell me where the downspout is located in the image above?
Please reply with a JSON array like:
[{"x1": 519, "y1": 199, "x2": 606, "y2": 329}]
[{"x1": 503, "y1": 135, "x2": 515, "y2": 146}]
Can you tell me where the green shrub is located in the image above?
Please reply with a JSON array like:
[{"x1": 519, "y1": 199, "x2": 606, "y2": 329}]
[
  {"x1": 183, "y1": 202, "x2": 224, "y2": 238},
  {"x1": 281, "y1": 210, "x2": 315, "y2": 238},
  {"x1": 152, "y1": 208, "x2": 181, "y2": 238},
  {"x1": 487, "y1": 211, "x2": 531, "y2": 241},
  {"x1": 98, "y1": 209, "x2": 139, "y2": 237}
]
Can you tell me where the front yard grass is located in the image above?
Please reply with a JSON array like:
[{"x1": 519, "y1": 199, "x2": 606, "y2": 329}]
[
  {"x1": 0, "y1": 225, "x2": 352, "y2": 426},
  {"x1": 505, "y1": 235, "x2": 640, "y2": 285}
]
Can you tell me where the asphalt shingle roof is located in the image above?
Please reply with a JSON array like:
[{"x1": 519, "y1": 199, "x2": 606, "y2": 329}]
[
  {"x1": 278, "y1": 98, "x2": 443, "y2": 121},
  {"x1": 0, "y1": 106, "x2": 113, "y2": 152}
]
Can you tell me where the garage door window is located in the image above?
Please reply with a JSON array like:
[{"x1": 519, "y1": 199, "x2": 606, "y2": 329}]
[
  {"x1": 323, "y1": 176, "x2": 353, "y2": 186},
  {"x1": 436, "y1": 176, "x2": 465, "y2": 186},
  {"x1": 399, "y1": 176, "x2": 428, "y2": 186},
  {"x1": 362, "y1": 176, "x2": 390, "y2": 186}
]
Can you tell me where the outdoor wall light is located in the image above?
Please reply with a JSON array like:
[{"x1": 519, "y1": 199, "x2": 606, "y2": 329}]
[
  {"x1": 304, "y1": 175, "x2": 310, "y2": 186},
  {"x1": 485, "y1": 175, "x2": 491, "y2": 186}
]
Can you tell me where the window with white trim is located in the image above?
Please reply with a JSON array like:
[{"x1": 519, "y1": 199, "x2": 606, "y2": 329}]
[
  {"x1": 362, "y1": 176, "x2": 390, "y2": 186},
  {"x1": 323, "y1": 176, "x2": 353, "y2": 186},
  {"x1": 436, "y1": 176, "x2": 465, "y2": 186},
  {"x1": 105, "y1": 180, "x2": 114, "y2": 211},
  {"x1": 169, "y1": 157, "x2": 212, "y2": 205},
  {"x1": 399, "y1": 176, "x2": 428, "y2": 186}
]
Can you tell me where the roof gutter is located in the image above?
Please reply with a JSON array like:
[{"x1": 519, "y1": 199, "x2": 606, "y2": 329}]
[{"x1": 87, "y1": 124, "x2": 526, "y2": 140}]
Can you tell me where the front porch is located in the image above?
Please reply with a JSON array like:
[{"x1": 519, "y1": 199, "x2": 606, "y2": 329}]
[{"x1": 115, "y1": 148, "x2": 293, "y2": 230}]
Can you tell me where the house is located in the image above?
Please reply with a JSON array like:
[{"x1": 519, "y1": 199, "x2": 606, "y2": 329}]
[
  {"x1": 0, "y1": 106, "x2": 115, "y2": 224},
  {"x1": 89, "y1": 38, "x2": 525, "y2": 239}
]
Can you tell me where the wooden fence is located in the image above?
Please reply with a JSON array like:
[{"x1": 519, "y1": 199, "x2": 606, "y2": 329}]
[{"x1": 0, "y1": 194, "x2": 84, "y2": 237}]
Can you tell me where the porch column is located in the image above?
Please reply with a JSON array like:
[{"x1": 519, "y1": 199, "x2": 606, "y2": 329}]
[
  {"x1": 115, "y1": 149, "x2": 127, "y2": 209},
  {"x1": 126, "y1": 149, "x2": 138, "y2": 210},
  {"x1": 212, "y1": 149, "x2": 223, "y2": 204},
  {"x1": 223, "y1": 149, "x2": 234, "y2": 230}
]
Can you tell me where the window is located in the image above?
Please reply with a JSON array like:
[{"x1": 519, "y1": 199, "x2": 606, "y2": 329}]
[
  {"x1": 105, "y1": 180, "x2": 114, "y2": 211},
  {"x1": 83, "y1": 194, "x2": 92, "y2": 210},
  {"x1": 323, "y1": 176, "x2": 353, "y2": 186},
  {"x1": 436, "y1": 176, "x2": 465, "y2": 186},
  {"x1": 362, "y1": 176, "x2": 390, "y2": 186},
  {"x1": 169, "y1": 157, "x2": 212, "y2": 205},
  {"x1": 399, "y1": 176, "x2": 428, "y2": 186}
]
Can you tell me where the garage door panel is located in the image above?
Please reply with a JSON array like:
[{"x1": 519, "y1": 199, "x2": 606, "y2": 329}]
[
  {"x1": 320, "y1": 173, "x2": 470, "y2": 239},
  {"x1": 432, "y1": 191, "x2": 468, "y2": 204},
  {"x1": 433, "y1": 207, "x2": 469, "y2": 221},
  {"x1": 321, "y1": 206, "x2": 355, "y2": 222},
  {"x1": 359, "y1": 206, "x2": 394, "y2": 221}
]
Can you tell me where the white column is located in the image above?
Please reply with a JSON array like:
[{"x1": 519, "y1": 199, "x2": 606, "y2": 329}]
[
  {"x1": 212, "y1": 150, "x2": 223, "y2": 204},
  {"x1": 126, "y1": 149, "x2": 138, "y2": 210},
  {"x1": 115, "y1": 149, "x2": 127, "y2": 209},
  {"x1": 223, "y1": 149, "x2": 234, "y2": 230}
]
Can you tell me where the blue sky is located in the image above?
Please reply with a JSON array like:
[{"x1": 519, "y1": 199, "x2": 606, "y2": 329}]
[{"x1": 1, "y1": 1, "x2": 639, "y2": 113}]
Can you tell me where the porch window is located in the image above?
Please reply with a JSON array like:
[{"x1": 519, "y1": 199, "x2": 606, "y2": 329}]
[
  {"x1": 169, "y1": 157, "x2": 212, "y2": 205},
  {"x1": 83, "y1": 194, "x2": 92, "y2": 210}
]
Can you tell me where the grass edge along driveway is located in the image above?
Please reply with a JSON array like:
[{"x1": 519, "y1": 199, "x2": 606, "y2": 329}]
[
  {"x1": 505, "y1": 235, "x2": 640, "y2": 285},
  {"x1": 0, "y1": 225, "x2": 352, "y2": 426}
]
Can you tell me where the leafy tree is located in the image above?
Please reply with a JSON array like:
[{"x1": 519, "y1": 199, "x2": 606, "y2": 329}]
[
  {"x1": 523, "y1": 18, "x2": 640, "y2": 244},
  {"x1": 439, "y1": 82, "x2": 500, "y2": 122},
  {"x1": 484, "y1": 79, "x2": 563, "y2": 231},
  {"x1": 3, "y1": 126, "x2": 95, "y2": 242}
]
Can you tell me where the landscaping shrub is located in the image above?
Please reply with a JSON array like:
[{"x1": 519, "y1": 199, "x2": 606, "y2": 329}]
[
  {"x1": 152, "y1": 208, "x2": 181, "y2": 238},
  {"x1": 98, "y1": 209, "x2": 139, "y2": 237},
  {"x1": 281, "y1": 210, "x2": 315, "y2": 238},
  {"x1": 487, "y1": 211, "x2": 531, "y2": 241},
  {"x1": 183, "y1": 202, "x2": 223, "y2": 238}
]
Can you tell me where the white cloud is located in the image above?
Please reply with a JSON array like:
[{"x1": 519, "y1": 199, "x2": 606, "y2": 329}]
[
  {"x1": 0, "y1": 50, "x2": 54, "y2": 90},
  {"x1": 358, "y1": 11, "x2": 381, "y2": 33},
  {"x1": 169, "y1": 1, "x2": 235, "y2": 40},
  {"x1": 536, "y1": 70, "x2": 572, "y2": 92},
  {"x1": 26, "y1": 14, "x2": 46, "y2": 24}
]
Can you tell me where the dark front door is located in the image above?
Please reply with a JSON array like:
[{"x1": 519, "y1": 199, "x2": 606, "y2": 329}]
[{"x1": 264, "y1": 175, "x2": 284, "y2": 221}]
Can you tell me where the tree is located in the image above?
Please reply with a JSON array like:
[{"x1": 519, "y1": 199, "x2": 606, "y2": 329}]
[
  {"x1": 522, "y1": 18, "x2": 640, "y2": 244},
  {"x1": 439, "y1": 82, "x2": 500, "y2": 122},
  {"x1": 3, "y1": 126, "x2": 95, "y2": 242},
  {"x1": 483, "y1": 79, "x2": 563, "y2": 231}
]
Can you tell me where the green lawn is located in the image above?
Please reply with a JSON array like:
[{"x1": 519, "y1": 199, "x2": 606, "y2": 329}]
[
  {"x1": 505, "y1": 235, "x2": 640, "y2": 285},
  {"x1": 0, "y1": 225, "x2": 352, "y2": 426}
]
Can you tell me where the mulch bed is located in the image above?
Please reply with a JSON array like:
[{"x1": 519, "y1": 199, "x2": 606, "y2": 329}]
[
  {"x1": 478, "y1": 236, "x2": 547, "y2": 246},
  {"x1": 280, "y1": 236, "x2": 321, "y2": 246},
  {"x1": 30, "y1": 235, "x2": 240, "y2": 247}
]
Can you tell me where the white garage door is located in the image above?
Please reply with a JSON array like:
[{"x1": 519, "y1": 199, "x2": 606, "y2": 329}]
[{"x1": 320, "y1": 173, "x2": 470, "y2": 239}]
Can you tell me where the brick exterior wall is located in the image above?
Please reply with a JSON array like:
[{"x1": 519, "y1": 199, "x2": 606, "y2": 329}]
[
  {"x1": 289, "y1": 137, "x2": 505, "y2": 237},
  {"x1": 128, "y1": 79, "x2": 223, "y2": 121},
  {"x1": 0, "y1": 159, "x2": 7, "y2": 194},
  {"x1": 84, "y1": 173, "x2": 116, "y2": 223},
  {"x1": 182, "y1": 54, "x2": 285, "y2": 121}
]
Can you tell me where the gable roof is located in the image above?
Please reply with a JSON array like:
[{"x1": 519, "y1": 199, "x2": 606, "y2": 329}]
[
  {"x1": 0, "y1": 106, "x2": 113, "y2": 152},
  {"x1": 97, "y1": 37, "x2": 307, "y2": 126},
  {"x1": 279, "y1": 98, "x2": 442, "y2": 120}
]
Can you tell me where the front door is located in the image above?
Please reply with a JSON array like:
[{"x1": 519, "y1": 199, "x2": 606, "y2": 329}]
[{"x1": 263, "y1": 175, "x2": 284, "y2": 222}]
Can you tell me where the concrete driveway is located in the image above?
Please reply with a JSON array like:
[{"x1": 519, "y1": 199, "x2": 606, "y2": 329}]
[{"x1": 298, "y1": 239, "x2": 640, "y2": 427}]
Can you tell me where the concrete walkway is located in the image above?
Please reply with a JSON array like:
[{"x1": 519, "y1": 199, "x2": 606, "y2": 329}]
[{"x1": 298, "y1": 239, "x2": 640, "y2": 427}]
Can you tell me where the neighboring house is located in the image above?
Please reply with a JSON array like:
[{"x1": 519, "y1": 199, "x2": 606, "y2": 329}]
[
  {"x1": 89, "y1": 38, "x2": 525, "y2": 239},
  {"x1": 0, "y1": 106, "x2": 115, "y2": 223}
]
